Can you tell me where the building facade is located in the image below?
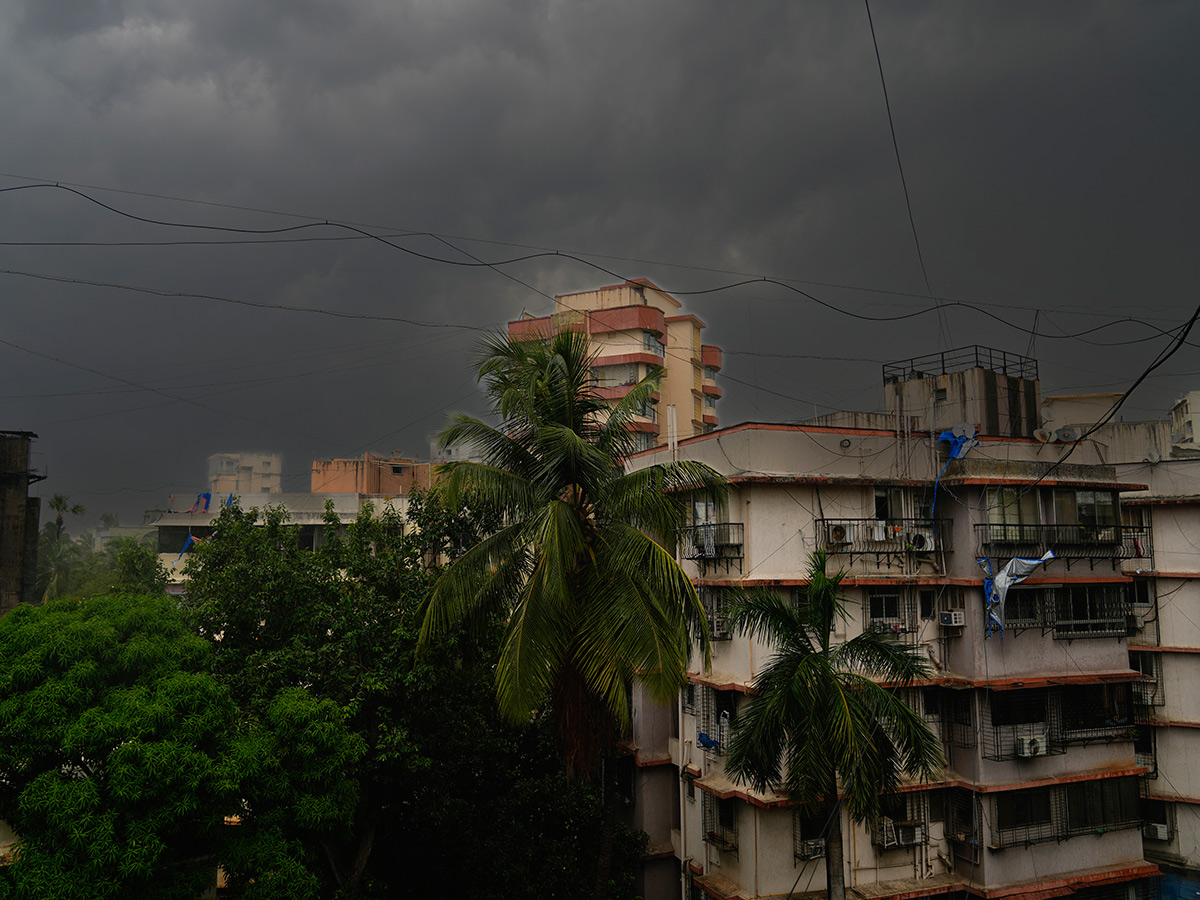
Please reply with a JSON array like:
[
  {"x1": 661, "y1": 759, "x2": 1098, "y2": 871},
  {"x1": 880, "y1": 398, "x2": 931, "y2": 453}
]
[
  {"x1": 207, "y1": 452, "x2": 282, "y2": 496},
  {"x1": 623, "y1": 349, "x2": 1159, "y2": 900},
  {"x1": 310, "y1": 453, "x2": 433, "y2": 495},
  {"x1": 0, "y1": 430, "x2": 42, "y2": 614},
  {"x1": 508, "y1": 279, "x2": 723, "y2": 450}
]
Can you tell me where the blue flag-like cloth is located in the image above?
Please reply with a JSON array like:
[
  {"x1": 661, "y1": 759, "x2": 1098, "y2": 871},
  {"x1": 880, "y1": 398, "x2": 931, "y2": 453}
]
[
  {"x1": 201, "y1": 492, "x2": 212, "y2": 511},
  {"x1": 931, "y1": 430, "x2": 979, "y2": 523}
]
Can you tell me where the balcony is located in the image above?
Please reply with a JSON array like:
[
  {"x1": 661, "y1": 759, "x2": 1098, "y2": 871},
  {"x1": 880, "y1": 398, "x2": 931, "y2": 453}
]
[
  {"x1": 818, "y1": 518, "x2": 952, "y2": 562},
  {"x1": 975, "y1": 523, "x2": 1152, "y2": 569},
  {"x1": 679, "y1": 523, "x2": 744, "y2": 575}
]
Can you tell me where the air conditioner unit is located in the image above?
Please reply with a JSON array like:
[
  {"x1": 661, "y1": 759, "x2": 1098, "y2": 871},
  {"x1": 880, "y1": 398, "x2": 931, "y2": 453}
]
[
  {"x1": 898, "y1": 824, "x2": 924, "y2": 846},
  {"x1": 1143, "y1": 823, "x2": 1170, "y2": 842},
  {"x1": 826, "y1": 522, "x2": 855, "y2": 546},
  {"x1": 907, "y1": 528, "x2": 938, "y2": 552},
  {"x1": 1015, "y1": 735, "x2": 1049, "y2": 758},
  {"x1": 940, "y1": 610, "x2": 966, "y2": 627},
  {"x1": 798, "y1": 838, "x2": 826, "y2": 860}
]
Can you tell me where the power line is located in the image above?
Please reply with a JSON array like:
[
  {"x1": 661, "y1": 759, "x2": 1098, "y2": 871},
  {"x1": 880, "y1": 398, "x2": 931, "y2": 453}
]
[{"x1": 862, "y1": 0, "x2": 948, "y2": 347}]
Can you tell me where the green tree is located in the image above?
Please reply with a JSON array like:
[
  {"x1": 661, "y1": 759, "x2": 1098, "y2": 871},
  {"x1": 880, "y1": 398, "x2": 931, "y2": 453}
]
[
  {"x1": 47, "y1": 494, "x2": 85, "y2": 540},
  {"x1": 184, "y1": 495, "x2": 645, "y2": 899},
  {"x1": 0, "y1": 595, "x2": 250, "y2": 899},
  {"x1": 419, "y1": 330, "x2": 725, "y2": 894},
  {"x1": 724, "y1": 551, "x2": 943, "y2": 900}
]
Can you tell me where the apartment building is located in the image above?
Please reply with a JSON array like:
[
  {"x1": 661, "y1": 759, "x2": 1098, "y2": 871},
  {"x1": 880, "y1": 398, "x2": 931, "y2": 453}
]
[
  {"x1": 508, "y1": 279, "x2": 723, "y2": 449},
  {"x1": 207, "y1": 451, "x2": 282, "y2": 496},
  {"x1": 1038, "y1": 393, "x2": 1200, "y2": 900},
  {"x1": 622, "y1": 348, "x2": 1158, "y2": 900}
]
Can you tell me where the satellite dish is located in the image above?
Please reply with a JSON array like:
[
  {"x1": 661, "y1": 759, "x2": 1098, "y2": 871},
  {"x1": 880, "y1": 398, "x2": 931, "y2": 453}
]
[
  {"x1": 1040, "y1": 406, "x2": 1056, "y2": 423},
  {"x1": 1145, "y1": 448, "x2": 1162, "y2": 464},
  {"x1": 952, "y1": 422, "x2": 975, "y2": 438},
  {"x1": 1033, "y1": 428, "x2": 1053, "y2": 443},
  {"x1": 1055, "y1": 427, "x2": 1079, "y2": 443}
]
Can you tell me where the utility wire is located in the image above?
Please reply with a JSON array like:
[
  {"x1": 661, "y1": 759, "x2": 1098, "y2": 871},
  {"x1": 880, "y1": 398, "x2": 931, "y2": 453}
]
[{"x1": 863, "y1": 0, "x2": 948, "y2": 347}]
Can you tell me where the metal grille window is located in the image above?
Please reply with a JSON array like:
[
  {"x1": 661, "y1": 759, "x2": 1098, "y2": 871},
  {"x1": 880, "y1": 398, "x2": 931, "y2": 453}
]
[
  {"x1": 701, "y1": 588, "x2": 733, "y2": 641},
  {"x1": 990, "y1": 777, "x2": 1141, "y2": 848},
  {"x1": 642, "y1": 331, "x2": 665, "y2": 357},
  {"x1": 941, "y1": 689, "x2": 976, "y2": 749},
  {"x1": 946, "y1": 788, "x2": 982, "y2": 864},
  {"x1": 702, "y1": 794, "x2": 738, "y2": 852},
  {"x1": 699, "y1": 688, "x2": 736, "y2": 755},
  {"x1": 1134, "y1": 726, "x2": 1157, "y2": 778},
  {"x1": 1131, "y1": 651, "x2": 1165, "y2": 707},
  {"x1": 994, "y1": 788, "x2": 1056, "y2": 847},
  {"x1": 1064, "y1": 777, "x2": 1139, "y2": 836},
  {"x1": 867, "y1": 588, "x2": 916, "y2": 633},
  {"x1": 682, "y1": 682, "x2": 697, "y2": 716},
  {"x1": 1059, "y1": 683, "x2": 1132, "y2": 742},
  {"x1": 981, "y1": 688, "x2": 1062, "y2": 761},
  {"x1": 872, "y1": 792, "x2": 926, "y2": 849},
  {"x1": 1053, "y1": 585, "x2": 1129, "y2": 639},
  {"x1": 1140, "y1": 798, "x2": 1172, "y2": 841},
  {"x1": 793, "y1": 807, "x2": 827, "y2": 862}
]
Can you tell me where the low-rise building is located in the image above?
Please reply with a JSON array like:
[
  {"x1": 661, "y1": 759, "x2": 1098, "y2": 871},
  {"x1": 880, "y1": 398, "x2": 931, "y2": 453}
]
[{"x1": 208, "y1": 452, "x2": 282, "y2": 496}]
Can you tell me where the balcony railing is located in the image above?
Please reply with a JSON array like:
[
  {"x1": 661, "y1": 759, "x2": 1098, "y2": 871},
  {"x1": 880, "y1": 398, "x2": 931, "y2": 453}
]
[
  {"x1": 818, "y1": 518, "x2": 952, "y2": 557},
  {"x1": 975, "y1": 523, "x2": 1152, "y2": 565},
  {"x1": 679, "y1": 523, "x2": 744, "y2": 574}
]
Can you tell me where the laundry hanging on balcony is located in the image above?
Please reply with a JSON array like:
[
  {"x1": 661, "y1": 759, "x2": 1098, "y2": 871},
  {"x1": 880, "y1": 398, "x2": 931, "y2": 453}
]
[{"x1": 978, "y1": 550, "x2": 1055, "y2": 638}]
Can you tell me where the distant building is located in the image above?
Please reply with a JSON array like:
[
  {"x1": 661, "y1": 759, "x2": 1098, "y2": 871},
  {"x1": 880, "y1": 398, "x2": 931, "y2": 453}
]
[
  {"x1": 311, "y1": 453, "x2": 433, "y2": 495},
  {"x1": 1169, "y1": 390, "x2": 1200, "y2": 448},
  {"x1": 207, "y1": 452, "x2": 282, "y2": 496},
  {"x1": 0, "y1": 431, "x2": 42, "y2": 614},
  {"x1": 508, "y1": 279, "x2": 723, "y2": 451}
]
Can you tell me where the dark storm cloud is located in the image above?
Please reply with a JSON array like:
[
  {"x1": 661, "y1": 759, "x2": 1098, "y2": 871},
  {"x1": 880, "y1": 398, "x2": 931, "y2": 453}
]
[{"x1": 1, "y1": 0, "x2": 1198, "y2": 525}]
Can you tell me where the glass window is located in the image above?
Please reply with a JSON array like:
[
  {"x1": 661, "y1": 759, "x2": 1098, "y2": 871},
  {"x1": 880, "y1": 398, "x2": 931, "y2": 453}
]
[
  {"x1": 989, "y1": 488, "x2": 1040, "y2": 526},
  {"x1": 1054, "y1": 490, "x2": 1117, "y2": 526},
  {"x1": 874, "y1": 488, "x2": 903, "y2": 521},
  {"x1": 997, "y1": 789, "x2": 1052, "y2": 831}
]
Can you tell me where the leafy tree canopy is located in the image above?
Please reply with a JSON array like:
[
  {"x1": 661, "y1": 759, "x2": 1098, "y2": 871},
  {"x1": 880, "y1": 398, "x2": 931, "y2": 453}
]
[{"x1": 0, "y1": 594, "x2": 245, "y2": 900}]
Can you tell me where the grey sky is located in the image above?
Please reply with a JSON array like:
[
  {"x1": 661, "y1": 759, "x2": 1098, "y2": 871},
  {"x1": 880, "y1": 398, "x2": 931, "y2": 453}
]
[{"x1": 2, "y1": 0, "x2": 1197, "y2": 526}]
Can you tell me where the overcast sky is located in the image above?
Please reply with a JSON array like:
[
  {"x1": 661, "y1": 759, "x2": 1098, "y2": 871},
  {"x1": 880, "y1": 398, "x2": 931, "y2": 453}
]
[{"x1": 2, "y1": 0, "x2": 1198, "y2": 527}]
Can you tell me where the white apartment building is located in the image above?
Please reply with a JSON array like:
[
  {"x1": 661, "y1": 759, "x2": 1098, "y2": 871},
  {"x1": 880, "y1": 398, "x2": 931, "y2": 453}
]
[
  {"x1": 1040, "y1": 394, "x2": 1200, "y2": 900},
  {"x1": 621, "y1": 348, "x2": 1160, "y2": 900}
]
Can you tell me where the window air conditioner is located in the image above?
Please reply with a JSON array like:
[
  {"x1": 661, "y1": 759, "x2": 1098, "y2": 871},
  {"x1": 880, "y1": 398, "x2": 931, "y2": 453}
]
[
  {"x1": 907, "y1": 528, "x2": 937, "y2": 552},
  {"x1": 826, "y1": 522, "x2": 854, "y2": 546},
  {"x1": 1015, "y1": 734, "x2": 1049, "y2": 758},
  {"x1": 798, "y1": 838, "x2": 826, "y2": 859},
  {"x1": 1143, "y1": 823, "x2": 1170, "y2": 842},
  {"x1": 898, "y1": 824, "x2": 924, "y2": 846},
  {"x1": 939, "y1": 610, "x2": 965, "y2": 627}
]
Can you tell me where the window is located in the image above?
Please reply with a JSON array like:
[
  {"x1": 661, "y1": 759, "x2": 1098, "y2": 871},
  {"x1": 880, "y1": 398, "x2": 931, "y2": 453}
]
[
  {"x1": 686, "y1": 774, "x2": 696, "y2": 803},
  {"x1": 704, "y1": 395, "x2": 717, "y2": 409},
  {"x1": 1059, "y1": 683, "x2": 1131, "y2": 740},
  {"x1": 1053, "y1": 584, "x2": 1128, "y2": 638},
  {"x1": 996, "y1": 789, "x2": 1053, "y2": 832},
  {"x1": 592, "y1": 363, "x2": 638, "y2": 387},
  {"x1": 875, "y1": 487, "x2": 904, "y2": 522},
  {"x1": 794, "y1": 807, "x2": 827, "y2": 861},
  {"x1": 919, "y1": 590, "x2": 936, "y2": 620},
  {"x1": 699, "y1": 688, "x2": 736, "y2": 755},
  {"x1": 990, "y1": 688, "x2": 1048, "y2": 727},
  {"x1": 391, "y1": 465, "x2": 405, "y2": 475},
  {"x1": 636, "y1": 398, "x2": 657, "y2": 421},
  {"x1": 682, "y1": 683, "x2": 697, "y2": 716},
  {"x1": 632, "y1": 432, "x2": 655, "y2": 453},
  {"x1": 1054, "y1": 490, "x2": 1117, "y2": 528},
  {"x1": 702, "y1": 589, "x2": 733, "y2": 641},
  {"x1": 703, "y1": 794, "x2": 738, "y2": 852},
  {"x1": 1005, "y1": 588, "x2": 1042, "y2": 627},
  {"x1": 1064, "y1": 777, "x2": 1138, "y2": 835},
  {"x1": 642, "y1": 331, "x2": 665, "y2": 357},
  {"x1": 869, "y1": 590, "x2": 901, "y2": 627},
  {"x1": 934, "y1": 387, "x2": 948, "y2": 403},
  {"x1": 988, "y1": 488, "x2": 1040, "y2": 541},
  {"x1": 704, "y1": 366, "x2": 718, "y2": 380}
]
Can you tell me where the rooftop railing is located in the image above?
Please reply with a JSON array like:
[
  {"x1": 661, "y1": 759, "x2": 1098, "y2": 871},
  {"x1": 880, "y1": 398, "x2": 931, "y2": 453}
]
[{"x1": 882, "y1": 345, "x2": 1038, "y2": 383}]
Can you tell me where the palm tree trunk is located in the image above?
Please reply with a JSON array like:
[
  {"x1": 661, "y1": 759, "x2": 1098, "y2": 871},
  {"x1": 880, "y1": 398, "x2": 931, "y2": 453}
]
[
  {"x1": 825, "y1": 798, "x2": 846, "y2": 900},
  {"x1": 593, "y1": 754, "x2": 619, "y2": 900}
]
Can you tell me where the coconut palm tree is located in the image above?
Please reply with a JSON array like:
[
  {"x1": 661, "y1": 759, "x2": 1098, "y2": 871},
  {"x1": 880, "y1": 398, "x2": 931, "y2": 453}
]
[
  {"x1": 419, "y1": 328, "x2": 726, "y2": 895},
  {"x1": 47, "y1": 494, "x2": 85, "y2": 540},
  {"x1": 725, "y1": 551, "x2": 943, "y2": 900},
  {"x1": 422, "y1": 328, "x2": 725, "y2": 766}
]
